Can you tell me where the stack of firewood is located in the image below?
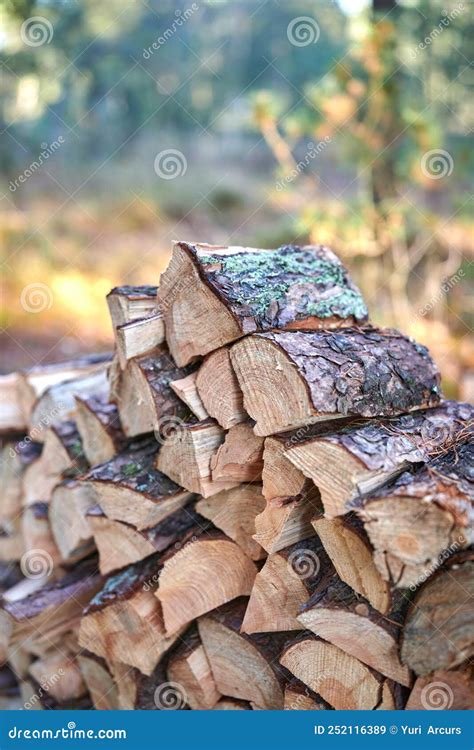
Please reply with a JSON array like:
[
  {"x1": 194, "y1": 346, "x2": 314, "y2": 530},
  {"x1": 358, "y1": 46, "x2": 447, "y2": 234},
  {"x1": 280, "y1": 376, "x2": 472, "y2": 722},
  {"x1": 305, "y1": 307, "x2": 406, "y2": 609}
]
[{"x1": 0, "y1": 242, "x2": 472, "y2": 711}]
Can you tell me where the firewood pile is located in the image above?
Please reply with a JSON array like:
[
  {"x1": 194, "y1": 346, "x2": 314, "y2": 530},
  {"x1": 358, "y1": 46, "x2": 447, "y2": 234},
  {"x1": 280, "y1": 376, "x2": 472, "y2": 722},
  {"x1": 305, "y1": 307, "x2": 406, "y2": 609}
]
[{"x1": 0, "y1": 241, "x2": 472, "y2": 711}]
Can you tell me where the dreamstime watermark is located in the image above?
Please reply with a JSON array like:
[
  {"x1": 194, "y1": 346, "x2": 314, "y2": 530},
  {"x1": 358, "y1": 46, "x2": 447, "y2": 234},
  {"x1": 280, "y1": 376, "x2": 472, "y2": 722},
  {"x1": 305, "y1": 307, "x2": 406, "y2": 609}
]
[
  {"x1": 143, "y1": 5, "x2": 199, "y2": 58},
  {"x1": 23, "y1": 669, "x2": 65, "y2": 710},
  {"x1": 276, "y1": 137, "x2": 331, "y2": 191},
  {"x1": 154, "y1": 681, "x2": 187, "y2": 709},
  {"x1": 287, "y1": 16, "x2": 320, "y2": 46},
  {"x1": 154, "y1": 415, "x2": 186, "y2": 445},
  {"x1": 9, "y1": 137, "x2": 65, "y2": 192},
  {"x1": 287, "y1": 548, "x2": 320, "y2": 580},
  {"x1": 20, "y1": 283, "x2": 54, "y2": 313},
  {"x1": 156, "y1": 274, "x2": 194, "y2": 313},
  {"x1": 154, "y1": 149, "x2": 187, "y2": 179},
  {"x1": 20, "y1": 548, "x2": 54, "y2": 580},
  {"x1": 417, "y1": 267, "x2": 464, "y2": 317},
  {"x1": 409, "y1": 536, "x2": 465, "y2": 591},
  {"x1": 20, "y1": 16, "x2": 53, "y2": 47},
  {"x1": 142, "y1": 535, "x2": 198, "y2": 591},
  {"x1": 421, "y1": 149, "x2": 454, "y2": 180},
  {"x1": 410, "y1": 4, "x2": 465, "y2": 59},
  {"x1": 9, "y1": 724, "x2": 127, "y2": 740},
  {"x1": 9, "y1": 405, "x2": 66, "y2": 456},
  {"x1": 420, "y1": 681, "x2": 454, "y2": 710}
]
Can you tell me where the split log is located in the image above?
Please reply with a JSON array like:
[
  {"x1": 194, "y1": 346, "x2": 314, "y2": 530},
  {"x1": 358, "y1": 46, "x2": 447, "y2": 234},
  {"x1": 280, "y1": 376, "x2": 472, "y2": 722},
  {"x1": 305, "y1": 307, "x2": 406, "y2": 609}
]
[
  {"x1": 253, "y1": 483, "x2": 322, "y2": 553},
  {"x1": 0, "y1": 373, "x2": 25, "y2": 433},
  {"x1": 156, "y1": 532, "x2": 257, "y2": 635},
  {"x1": 116, "y1": 313, "x2": 165, "y2": 368},
  {"x1": 170, "y1": 372, "x2": 208, "y2": 421},
  {"x1": 21, "y1": 502, "x2": 61, "y2": 566},
  {"x1": 262, "y1": 436, "x2": 307, "y2": 501},
  {"x1": 16, "y1": 354, "x2": 111, "y2": 427},
  {"x1": 49, "y1": 480, "x2": 96, "y2": 562},
  {"x1": 231, "y1": 328, "x2": 441, "y2": 435},
  {"x1": 312, "y1": 514, "x2": 391, "y2": 613},
  {"x1": 113, "y1": 346, "x2": 194, "y2": 437},
  {"x1": 75, "y1": 396, "x2": 126, "y2": 465},
  {"x1": 284, "y1": 677, "x2": 331, "y2": 710},
  {"x1": 210, "y1": 422, "x2": 264, "y2": 483},
  {"x1": 280, "y1": 635, "x2": 385, "y2": 710},
  {"x1": 0, "y1": 440, "x2": 42, "y2": 520},
  {"x1": 77, "y1": 652, "x2": 120, "y2": 710},
  {"x1": 195, "y1": 485, "x2": 266, "y2": 560},
  {"x1": 29, "y1": 368, "x2": 110, "y2": 439},
  {"x1": 40, "y1": 420, "x2": 88, "y2": 478},
  {"x1": 355, "y1": 442, "x2": 474, "y2": 589},
  {"x1": 106, "y1": 285, "x2": 158, "y2": 328},
  {"x1": 297, "y1": 577, "x2": 411, "y2": 686},
  {"x1": 0, "y1": 520, "x2": 23, "y2": 562},
  {"x1": 166, "y1": 626, "x2": 221, "y2": 709},
  {"x1": 83, "y1": 438, "x2": 193, "y2": 530},
  {"x1": 198, "y1": 598, "x2": 290, "y2": 709},
  {"x1": 401, "y1": 551, "x2": 474, "y2": 675},
  {"x1": 158, "y1": 242, "x2": 368, "y2": 366},
  {"x1": 195, "y1": 347, "x2": 247, "y2": 428},
  {"x1": 29, "y1": 651, "x2": 87, "y2": 703},
  {"x1": 79, "y1": 553, "x2": 180, "y2": 676},
  {"x1": 21, "y1": 448, "x2": 59, "y2": 508},
  {"x1": 405, "y1": 665, "x2": 474, "y2": 710},
  {"x1": 241, "y1": 536, "x2": 330, "y2": 633},
  {"x1": 156, "y1": 421, "x2": 240, "y2": 497},
  {"x1": 0, "y1": 558, "x2": 102, "y2": 657},
  {"x1": 88, "y1": 503, "x2": 206, "y2": 574},
  {"x1": 284, "y1": 400, "x2": 472, "y2": 517}
]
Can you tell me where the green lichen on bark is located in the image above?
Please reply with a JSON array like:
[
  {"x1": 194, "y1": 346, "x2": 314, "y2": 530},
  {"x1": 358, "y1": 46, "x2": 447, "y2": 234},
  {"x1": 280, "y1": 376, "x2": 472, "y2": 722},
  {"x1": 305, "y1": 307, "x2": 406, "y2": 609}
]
[{"x1": 196, "y1": 244, "x2": 368, "y2": 326}]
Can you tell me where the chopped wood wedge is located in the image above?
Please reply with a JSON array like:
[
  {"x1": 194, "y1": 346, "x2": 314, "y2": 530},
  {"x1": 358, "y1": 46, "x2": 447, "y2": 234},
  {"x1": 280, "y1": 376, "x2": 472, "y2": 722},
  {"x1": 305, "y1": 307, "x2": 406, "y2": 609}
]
[
  {"x1": 77, "y1": 652, "x2": 120, "y2": 710},
  {"x1": 49, "y1": 480, "x2": 96, "y2": 562},
  {"x1": 280, "y1": 635, "x2": 384, "y2": 710},
  {"x1": 355, "y1": 442, "x2": 474, "y2": 589},
  {"x1": 401, "y1": 551, "x2": 474, "y2": 675},
  {"x1": 83, "y1": 438, "x2": 193, "y2": 530},
  {"x1": 166, "y1": 625, "x2": 221, "y2": 709},
  {"x1": 312, "y1": 514, "x2": 391, "y2": 614},
  {"x1": 156, "y1": 533, "x2": 257, "y2": 635},
  {"x1": 79, "y1": 554, "x2": 180, "y2": 676},
  {"x1": 284, "y1": 400, "x2": 472, "y2": 517},
  {"x1": 231, "y1": 328, "x2": 441, "y2": 435},
  {"x1": 242, "y1": 536, "x2": 330, "y2": 633},
  {"x1": 284, "y1": 677, "x2": 332, "y2": 710},
  {"x1": 198, "y1": 598, "x2": 290, "y2": 709},
  {"x1": 21, "y1": 502, "x2": 61, "y2": 567},
  {"x1": 106, "y1": 285, "x2": 159, "y2": 328},
  {"x1": 195, "y1": 347, "x2": 247, "y2": 428},
  {"x1": 210, "y1": 422, "x2": 264, "y2": 483},
  {"x1": 89, "y1": 503, "x2": 205, "y2": 574},
  {"x1": 0, "y1": 373, "x2": 25, "y2": 434},
  {"x1": 405, "y1": 665, "x2": 474, "y2": 710},
  {"x1": 170, "y1": 372, "x2": 208, "y2": 420},
  {"x1": 16, "y1": 354, "x2": 112, "y2": 427},
  {"x1": 156, "y1": 420, "x2": 240, "y2": 497},
  {"x1": 298, "y1": 576, "x2": 411, "y2": 686},
  {"x1": 158, "y1": 242, "x2": 368, "y2": 366},
  {"x1": 196, "y1": 485, "x2": 266, "y2": 560},
  {"x1": 114, "y1": 346, "x2": 195, "y2": 437},
  {"x1": 0, "y1": 558, "x2": 102, "y2": 658},
  {"x1": 40, "y1": 421, "x2": 88, "y2": 478},
  {"x1": 29, "y1": 368, "x2": 110, "y2": 439},
  {"x1": 116, "y1": 313, "x2": 165, "y2": 368},
  {"x1": 253, "y1": 483, "x2": 322, "y2": 553},
  {"x1": 29, "y1": 651, "x2": 87, "y2": 703},
  {"x1": 75, "y1": 396, "x2": 126, "y2": 465}
]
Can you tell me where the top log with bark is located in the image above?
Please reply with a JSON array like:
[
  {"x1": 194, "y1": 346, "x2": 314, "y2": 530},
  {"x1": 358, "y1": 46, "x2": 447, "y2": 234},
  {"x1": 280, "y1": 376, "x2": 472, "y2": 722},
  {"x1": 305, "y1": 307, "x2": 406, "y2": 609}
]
[
  {"x1": 158, "y1": 242, "x2": 369, "y2": 366},
  {"x1": 231, "y1": 328, "x2": 441, "y2": 435},
  {"x1": 284, "y1": 400, "x2": 472, "y2": 517},
  {"x1": 106, "y1": 285, "x2": 159, "y2": 328}
]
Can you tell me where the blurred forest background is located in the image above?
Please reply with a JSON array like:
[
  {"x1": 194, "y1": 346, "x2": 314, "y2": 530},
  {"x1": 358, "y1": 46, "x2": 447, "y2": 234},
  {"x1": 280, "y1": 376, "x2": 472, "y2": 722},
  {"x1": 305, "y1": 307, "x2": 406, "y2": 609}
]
[{"x1": 0, "y1": 0, "x2": 472, "y2": 397}]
